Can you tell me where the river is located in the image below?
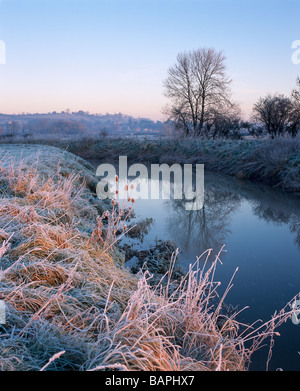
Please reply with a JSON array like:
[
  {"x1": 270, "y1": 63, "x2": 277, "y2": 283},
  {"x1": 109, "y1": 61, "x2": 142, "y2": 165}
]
[{"x1": 91, "y1": 160, "x2": 300, "y2": 371}]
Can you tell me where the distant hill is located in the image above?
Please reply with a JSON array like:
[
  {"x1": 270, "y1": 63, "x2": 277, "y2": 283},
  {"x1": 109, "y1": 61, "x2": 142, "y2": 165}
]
[{"x1": 0, "y1": 111, "x2": 167, "y2": 139}]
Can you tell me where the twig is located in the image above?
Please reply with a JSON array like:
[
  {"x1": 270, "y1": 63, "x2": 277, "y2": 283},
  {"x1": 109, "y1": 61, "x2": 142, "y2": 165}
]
[{"x1": 40, "y1": 351, "x2": 66, "y2": 371}]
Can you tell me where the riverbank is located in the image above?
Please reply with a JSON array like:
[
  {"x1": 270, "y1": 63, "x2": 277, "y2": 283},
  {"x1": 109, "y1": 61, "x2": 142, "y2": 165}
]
[
  {"x1": 80, "y1": 138, "x2": 300, "y2": 194},
  {"x1": 0, "y1": 144, "x2": 297, "y2": 371},
  {"x1": 3, "y1": 137, "x2": 299, "y2": 195}
]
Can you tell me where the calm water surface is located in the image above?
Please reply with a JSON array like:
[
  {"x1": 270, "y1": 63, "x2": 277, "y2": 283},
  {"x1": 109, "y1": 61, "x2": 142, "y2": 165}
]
[{"x1": 93, "y1": 161, "x2": 300, "y2": 371}]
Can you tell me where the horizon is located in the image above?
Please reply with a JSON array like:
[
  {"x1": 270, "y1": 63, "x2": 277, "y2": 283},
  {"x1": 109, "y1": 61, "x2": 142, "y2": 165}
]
[
  {"x1": 0, "y1": 110, "x2": 164, "y2": 122},
  {"x1": 0, "y1": 0, "x2": 300, "y2": 121}
]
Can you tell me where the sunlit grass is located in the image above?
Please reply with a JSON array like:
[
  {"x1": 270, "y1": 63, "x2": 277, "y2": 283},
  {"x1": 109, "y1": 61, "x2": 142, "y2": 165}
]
[{"x1": 0, "y1": 148, "x2": 299, "y2": 371}]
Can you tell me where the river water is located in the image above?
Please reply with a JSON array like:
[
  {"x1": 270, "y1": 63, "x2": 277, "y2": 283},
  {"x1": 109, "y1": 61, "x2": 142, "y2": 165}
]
[{"x1": 92, "y1": 160, "x2": 300, "y2": 371}]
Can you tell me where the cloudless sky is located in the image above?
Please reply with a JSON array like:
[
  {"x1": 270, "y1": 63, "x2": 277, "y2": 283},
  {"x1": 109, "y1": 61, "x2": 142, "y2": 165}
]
[{"x1": 0, "y1": 0, "x2": 299, "y2": 120}]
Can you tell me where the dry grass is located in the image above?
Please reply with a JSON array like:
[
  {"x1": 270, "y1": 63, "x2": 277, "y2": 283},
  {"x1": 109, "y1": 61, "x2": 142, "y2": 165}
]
[{"x1": 0, "y1": 148, "x2": 299, "y2": 371}]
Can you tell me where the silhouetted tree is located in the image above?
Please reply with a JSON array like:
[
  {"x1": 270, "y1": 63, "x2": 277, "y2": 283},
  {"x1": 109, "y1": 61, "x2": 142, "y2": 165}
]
[
  {"x1": 6, "y1": 121, "x2": 20, "y2": 137},
  {"x1": 253, "y1": 94, "x2": 293, "y2": 138},
  {"x1": 292, "y1": 76, "x2": 300, "y2": 104},
  {"x1": 205, "y1": 104, "x2": 242, "y2": 139},
  {"x1": 240, "y1": 121, "x2": 264, "y2": 138},
  {"x1": 163, "y1": 48, "x2": 234, "y2": 137},
  {"x1": 289, "y1": 77, "x2": 300, "y2": 137}
]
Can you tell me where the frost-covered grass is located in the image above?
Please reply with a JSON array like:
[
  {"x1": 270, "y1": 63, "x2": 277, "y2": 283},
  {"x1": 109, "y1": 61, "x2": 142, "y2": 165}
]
[
  {"x1": 0, "y1": 144, "x2": 298, "y2": 371},
  {"x1": 5, "y1": 136, "x2": 299, "y2": 193}
]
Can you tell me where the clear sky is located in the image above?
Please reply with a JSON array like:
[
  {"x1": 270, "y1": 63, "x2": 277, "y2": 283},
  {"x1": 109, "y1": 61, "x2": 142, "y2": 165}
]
[{"x1": 0, "y1": 0, "x2": 299, "y2": 120}]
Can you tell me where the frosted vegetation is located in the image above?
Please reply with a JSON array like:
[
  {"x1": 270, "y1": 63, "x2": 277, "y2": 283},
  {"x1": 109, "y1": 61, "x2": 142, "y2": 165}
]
[{"x1": 0, "y1": 144, "x2": 298, "y2": 371}]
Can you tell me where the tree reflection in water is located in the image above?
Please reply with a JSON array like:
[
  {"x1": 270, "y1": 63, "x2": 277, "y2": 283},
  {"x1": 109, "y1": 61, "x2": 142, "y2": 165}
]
[
  {"x1": 168, "y1": 189, "x2": 241, "y2": 256},
  {"x1": 167, "y1": 170, "x2": 300, "y2": 261}
]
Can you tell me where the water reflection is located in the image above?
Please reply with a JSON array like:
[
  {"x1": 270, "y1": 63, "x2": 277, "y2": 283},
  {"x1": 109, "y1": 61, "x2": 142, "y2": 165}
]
[
  {"x1": 168, "y1": 189, "x2": 241, "y2": 255},
  {"x1": 161, "y1": 172, "x2": 300, "y2": 370},
  {"x1": 90, "y1": 159, "x2": 300, "y2": 370},
  {"x1": 165, "y1": 170, "x2": 300, "y2": 259},
  {"x1": 251, "y1": 200, "x2": 300, "y2": 248}
]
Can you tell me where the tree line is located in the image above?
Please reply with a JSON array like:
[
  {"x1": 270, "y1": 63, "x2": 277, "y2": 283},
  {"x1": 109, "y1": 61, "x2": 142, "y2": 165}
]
[
  {"x1": 0, "y1": 119, "x2": 89, "y2": 139},
  {"x1": 163, "y1": 48, "x2": 300, "y2": 139},
  {"x1": 0, "y1": 114, "x2": 165, "y2": 140}
]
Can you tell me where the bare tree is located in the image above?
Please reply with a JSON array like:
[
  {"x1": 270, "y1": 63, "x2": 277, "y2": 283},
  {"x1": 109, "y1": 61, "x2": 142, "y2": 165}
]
[
  {"x1": 289, "y1": 77, "x2": 300, "y2": 137},
  {"x1": 242, "y1": 122, "x2": 264, "y2": 138},
  {"x1": 252, "y1": 94, "x2": 293, "y2": 138},
  {"x1": 6, "y1": 121, "x2": 20, "y2": 138},
  {"x1": 204, "y1": 103, "x2": 242, "y2": 139},
  {"x1": 163, "y1": 48, "x2": 233, "y2": 137},
  {"x1": 292, "y1": 76, "x2": 300, "y2": 104}
]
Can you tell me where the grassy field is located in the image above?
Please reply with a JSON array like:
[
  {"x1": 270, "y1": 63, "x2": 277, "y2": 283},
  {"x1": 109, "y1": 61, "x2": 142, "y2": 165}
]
[
  {"x1": 3, "y1": 137, "x2": 299, "y2": 194},
  {"x1": 79, "y1": 137, "x2": 300, "y2": 194},
  {"x1": 0, "y1": 144, "x2": 298, "y2": 371}
]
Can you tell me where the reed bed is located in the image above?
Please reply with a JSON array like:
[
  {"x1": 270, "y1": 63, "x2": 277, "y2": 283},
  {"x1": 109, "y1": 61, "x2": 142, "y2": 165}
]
[{"x1": 0, "y1": 146, "x2": 298, "y2": 371}]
